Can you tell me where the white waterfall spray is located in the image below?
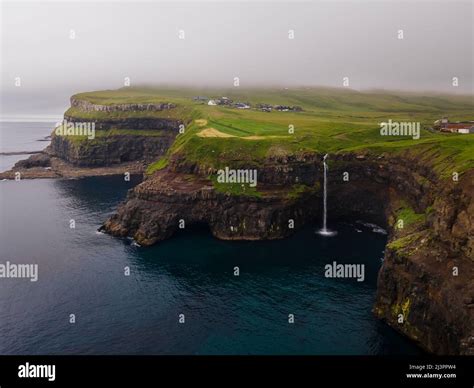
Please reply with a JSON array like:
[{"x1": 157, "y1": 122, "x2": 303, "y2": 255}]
[
  {"x1": 317, "y1": 154, "x2": 337, "y2": 236},
  {"x1": 322, "y1": 153, "x2": 328, "y2": 232}
]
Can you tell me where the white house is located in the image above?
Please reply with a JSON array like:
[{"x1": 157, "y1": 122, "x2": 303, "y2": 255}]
[
  {"x1": 235, "y1": 102, "x2": 250, "y2": 109},
  {"x1": 208, "y1": 100, "x2": 217, "y2": 106}
]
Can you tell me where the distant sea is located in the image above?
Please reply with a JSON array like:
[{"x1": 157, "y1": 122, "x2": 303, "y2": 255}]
[
  {"x1": 0, "y1": 121, "x2": 421, "y2": 355},
  {"x1": 0, "y1": 118, "x2": 59, "y2": 171}
]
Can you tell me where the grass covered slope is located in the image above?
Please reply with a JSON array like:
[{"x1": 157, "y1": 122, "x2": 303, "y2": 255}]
[{"x1": 70, "y1": 86, "x2": 474, "y2": 177}]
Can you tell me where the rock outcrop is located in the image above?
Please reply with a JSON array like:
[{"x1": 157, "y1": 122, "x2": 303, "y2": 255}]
[
  {"x1": 13, "y1": 152, "x2": 51, "y2": 169},
  {"x1": 62, "y1": 115, "x2": 182, "y2": 131},
  {"x1": 70, "y1": 97, "x2": 176, "y2": 112},
  {"x1": 375, "y1": 170, "x2": 474, "y2": 355},
  {"x1": 102, "y1": 152, "x2": 473, "y2": 355},
  {"x1": 1, "y1": 97, "x2": 183, "y2": 175},
  {"x1": 48, "y1": 98, "x2": 183, "y2": 167},
  {"x1": 101, "y1": 169, "x2": 320, "y2": 245},
  {"x1": 50, "y1": 133, "x2": 175, "y2": 167}
]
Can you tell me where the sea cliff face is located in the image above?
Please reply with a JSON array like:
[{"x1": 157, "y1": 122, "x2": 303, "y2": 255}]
[
  {"x1": 50, "y1": 133, "x2": 175, "y2": 167},
  {"x1": 375, "y1": 170, "x2": 474, "y2": 355},
  {"x1": 102, "y1": 152, "x2": 473, "y2": 355},
  {"x1": 70, "y1": 96, "x2": 176, "y2": 112},
  {"x1": 48, "y1": 98, "x2": 182, "y2": 167},
  {"x1": 102, "y1": 169, "x2": 321, "y2": 245},
  {"x1": 0, "y1": 97, "x2": 183, "y2": 177}
]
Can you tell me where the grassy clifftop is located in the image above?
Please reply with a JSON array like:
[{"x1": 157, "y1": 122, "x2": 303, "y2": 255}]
[{"x1": 69, "y1": 86, "x2": 474, "y2": 177}]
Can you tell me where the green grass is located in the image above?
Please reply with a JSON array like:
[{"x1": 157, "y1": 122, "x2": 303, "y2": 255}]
[
  {"x1": 94, "y1": 128, "x2": 168, "y2": 137},
  {"x1": 56, "y1": 128, "x2": 169, "y2": 146},
  {"x1": 70, "y1": 86, "x2": 474, "y2": 178},
  {"x1": 210, "y1": 174, "x2": 262, "y2": 198},
  {"x1": 387, "y1": 231, "x2": 426, "y2": 251},
  {"x1": 396, "y1": 204, "x2": 426, "y2": 227},
  {"x1": 65, "y1": 105, "x2": 196, "y2": 121},
  {"x1": 287, "y1": 183, "x2": 320, "y2": 199},
  {"x1": 146, "y1": 158, "x2": 169, "y2": 174}
]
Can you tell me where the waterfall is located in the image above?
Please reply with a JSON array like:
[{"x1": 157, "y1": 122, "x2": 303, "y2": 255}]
[
  {"x1": 317, "y1": 154, "x2": 337, "y2": 236},
  {"x1": 322, "y1": 153, "x2": 328, "y2": 232}
]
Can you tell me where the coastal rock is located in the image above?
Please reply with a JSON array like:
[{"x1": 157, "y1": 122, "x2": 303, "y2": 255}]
[
  {"x1": 102, "y1": 153, "x2": 473, "y2": 355},
  {"x1": 374, "y1": 170, "x2": 474, "y2": 355},
  {"x1": 13, "y1": 152, "x2": 51, "y2": 169},
  {"x1": 70, "y1": 97, "x2": 176, "y2": 112},
  {"x1": 50, "y1": 133, "x2": 175, "y2": 167},
  {"x1": 63, "y1": 115, "x2": 182, "y2": 132},
  {"x1": 101, "y1": 170, "x2": 320, "y2": 244}
]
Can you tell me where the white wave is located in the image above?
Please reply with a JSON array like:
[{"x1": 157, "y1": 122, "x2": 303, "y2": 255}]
[{"x1": 356, "y1": 220, "x2": 387, "y2": 235}]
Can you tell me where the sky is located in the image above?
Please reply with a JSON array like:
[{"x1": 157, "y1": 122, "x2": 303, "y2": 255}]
[{"x1": 0, "y1": 0, "x2": 473, "y2": 115}]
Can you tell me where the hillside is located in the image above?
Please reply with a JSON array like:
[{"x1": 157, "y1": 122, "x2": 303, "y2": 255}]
[{"x1": 69, "y1": 87, "x2": 474, "y2": 179}]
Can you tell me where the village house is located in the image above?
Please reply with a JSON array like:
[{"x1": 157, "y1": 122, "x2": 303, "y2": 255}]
[
  {"x1": 234, "y1": 102, "x2": 250, "y2": 109},
  {"x1": 255, "y1": 103, "x2": 302, "y2": 112},
  {"x1": 207, "y1": 97, "x2": 234, "y2": 106},
  {"x1": 434, "y1": 117, "x2": 474, "y2": 134},
  {"x1": 274, "y1": 105, "x2": 303, "y2": 112},
  {"x1": 217, "y1": 97, "x2": 233, "y2": 106},
  {"x1": 257, "y1": 103, "x2": 273, "y2": 112}
]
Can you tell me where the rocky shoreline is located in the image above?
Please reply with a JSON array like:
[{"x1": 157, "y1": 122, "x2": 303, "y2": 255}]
[
  {"x1": 0, "y1": 148, "x2": 146, "y2": 180},
  {"x1": 70, "y1": 96, "x2": 176, "y2": 112}
]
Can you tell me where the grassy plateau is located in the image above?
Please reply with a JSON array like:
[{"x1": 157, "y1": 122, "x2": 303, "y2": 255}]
[{"x1": 67, "y1": 86, "x2": 474, "y2": 179}]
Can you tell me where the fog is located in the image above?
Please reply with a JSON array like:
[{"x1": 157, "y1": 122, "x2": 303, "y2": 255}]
[{"x1": 1, "y1": 0, "x2": 472, "y2": 115}]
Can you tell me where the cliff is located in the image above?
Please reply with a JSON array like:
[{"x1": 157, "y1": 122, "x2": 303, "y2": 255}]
[
  {"x1": 102, "y1": 152, "x2": 473, "y2": 355},
  {"x1": 375, "y1": 169, "x2": 474, "y2": 355},
  {"x1": 50, "y1": 132, "x2": 175, "y2": 167},
  {"x1": 70, "y1": 96, "x2": 176, "y2": 112},
  {"x1": 1, "y1": 95, "x2": 183, "y2": 176},
  {"x1": 49, "y1": 98, "x2": 182, "y2": 166}
]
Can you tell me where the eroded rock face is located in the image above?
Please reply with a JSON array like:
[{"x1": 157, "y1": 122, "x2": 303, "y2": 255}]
[
  {"x1": 374, "y1": 170, "x2": 474, "y2": 355},
  {"x1": 50, "y1": 133, "x2": 175, "y2": 167},
  {"x1": 63, "y1": 115, "x2": 182, "y2": 131},
  {"x1": 13, "y1": 153, "x2": 51, "y2": 169},
  {"x1": 102, "y1": 153, "x2": 396, "y2": 244},
  {"x1": 102, "y1": 153, "x2": 473, "y2": 355},
  {"x1": 70, "y1": 97, "x2": 176, "y2": 112},
  {"x1": 101, "y1": 152, "x2": 438, "y2": 245},
  {"x1": 47, "y1": 98, "x2": 183, "y2": 167},
  {"x1": 375, "y1": 237, "x2": 474, "y2": 355},
  {"x1": 101, "y1": 170, "x2": 321, "y2": 245}
]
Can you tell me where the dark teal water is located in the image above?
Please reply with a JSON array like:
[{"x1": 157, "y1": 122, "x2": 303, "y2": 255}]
[{"x1": 0, "y1": 175, "x2": 421, "y2": 355}]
